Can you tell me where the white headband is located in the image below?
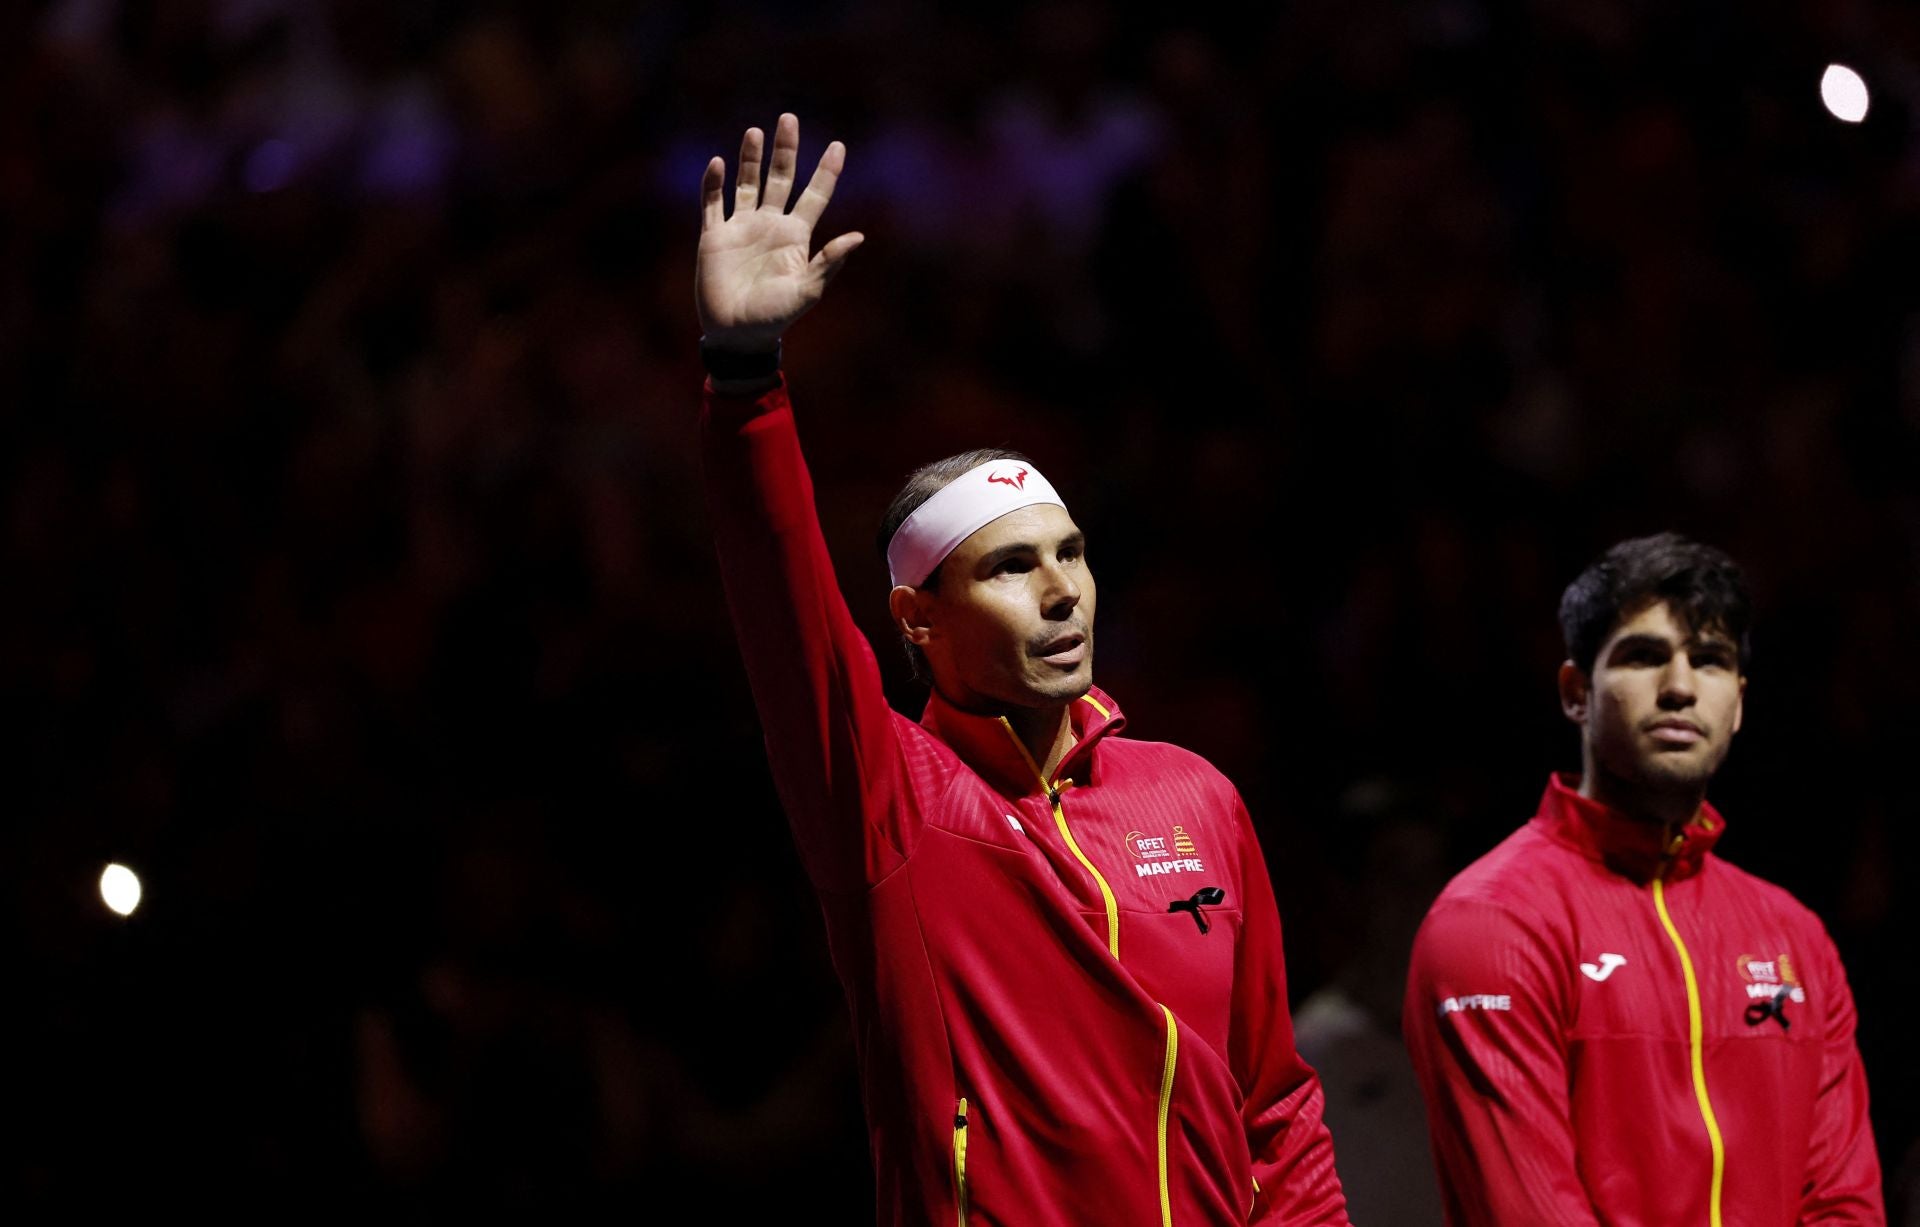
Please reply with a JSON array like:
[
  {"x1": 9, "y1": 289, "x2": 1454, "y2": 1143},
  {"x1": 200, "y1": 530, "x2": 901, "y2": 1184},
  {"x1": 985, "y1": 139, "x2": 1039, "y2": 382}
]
[{"x1": 886, "y1": 459, "x2": 1067, "y2": 587}]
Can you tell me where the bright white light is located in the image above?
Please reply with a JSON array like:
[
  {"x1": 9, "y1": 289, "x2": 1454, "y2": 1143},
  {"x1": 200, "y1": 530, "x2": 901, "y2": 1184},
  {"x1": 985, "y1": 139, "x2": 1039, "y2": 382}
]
[
  {"x1": 1821, "y1": 64, "x2": 1870, "y2": 123},
  {"x1": 100, "y1": 863, "x2": 142, "y2": 917}
]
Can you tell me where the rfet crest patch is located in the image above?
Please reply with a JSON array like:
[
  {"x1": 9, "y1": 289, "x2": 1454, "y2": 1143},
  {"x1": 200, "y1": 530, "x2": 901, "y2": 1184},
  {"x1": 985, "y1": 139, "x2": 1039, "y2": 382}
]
[
  {"x1": 1123, "y1": 826, "x2": 1205, "y2": 878},
  {"x1": 1737, "y1": 952, "x2": 1806, "y2": 1003}
]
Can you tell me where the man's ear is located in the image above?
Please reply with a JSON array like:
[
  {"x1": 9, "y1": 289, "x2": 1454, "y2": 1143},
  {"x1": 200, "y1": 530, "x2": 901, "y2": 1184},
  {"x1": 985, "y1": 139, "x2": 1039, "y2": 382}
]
[
  {"x1": 890, "y1": 585, "x2": 934, "y2": 646},
  {"x1": 1732, "y1": 674, "x2": 1746, "y2": 736},
  {"x1": 1557, "y1": 660, "x2": 1591, "y2": 724}
]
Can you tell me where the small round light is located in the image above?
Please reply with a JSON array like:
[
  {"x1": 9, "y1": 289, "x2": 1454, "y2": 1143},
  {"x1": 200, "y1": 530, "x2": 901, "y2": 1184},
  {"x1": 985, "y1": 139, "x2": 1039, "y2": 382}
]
[
  {"x1": 1821, "y1": 64, "x2": 1870, "y2": 124},
  {"x1": 100, "y1": 863, "x2": 142, "y2": 917}
]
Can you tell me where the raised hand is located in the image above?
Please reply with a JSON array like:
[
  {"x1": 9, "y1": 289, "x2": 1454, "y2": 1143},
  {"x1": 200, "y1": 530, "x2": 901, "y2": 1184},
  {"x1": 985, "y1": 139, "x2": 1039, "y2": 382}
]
[{"x1": 697, "y1": 113, "x2": 863, "y2": 354}]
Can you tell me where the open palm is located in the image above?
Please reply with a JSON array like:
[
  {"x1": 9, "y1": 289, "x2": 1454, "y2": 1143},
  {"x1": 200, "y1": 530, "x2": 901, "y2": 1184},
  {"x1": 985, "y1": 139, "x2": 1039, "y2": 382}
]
[{"x1": 697, "y1": 113, "x2": 863, "y2": 348}]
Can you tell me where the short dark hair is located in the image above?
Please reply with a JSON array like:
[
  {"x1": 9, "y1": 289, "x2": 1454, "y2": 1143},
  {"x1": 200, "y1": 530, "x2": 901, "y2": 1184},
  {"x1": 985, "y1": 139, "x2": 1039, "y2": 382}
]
[
  {"x1": 1558, "y1": 532, "x2": 1753, "y2": 674},
  {"x1": 877, "y1": 448, "x2": 1033, "y2": 685}
]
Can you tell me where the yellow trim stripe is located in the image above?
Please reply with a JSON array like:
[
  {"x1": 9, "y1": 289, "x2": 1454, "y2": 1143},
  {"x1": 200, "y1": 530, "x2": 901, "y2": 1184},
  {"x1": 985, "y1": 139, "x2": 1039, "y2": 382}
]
[
  {"x1": 996, "y1": 718, "x2": 1121, "y2": 958},
  {"x1": 1652, "y1": 877, "x2": 1726, "y2": 1227},
  {"x1": 1079, "y1": 692, "x2": 1112, "y2": 719},
  {"x1": 1157, "y1": 1005, "x2": 1179, "y2": 1227},
  {"x1": 953, "y1": 1098, "x2": 969, "y2": 1227},
  {"x1": 995, "y1": 716, "x2": 1051, "y2": 788},
  {"x1": 1052, "y1": 785, "x2": 1120, "y2": 958}
]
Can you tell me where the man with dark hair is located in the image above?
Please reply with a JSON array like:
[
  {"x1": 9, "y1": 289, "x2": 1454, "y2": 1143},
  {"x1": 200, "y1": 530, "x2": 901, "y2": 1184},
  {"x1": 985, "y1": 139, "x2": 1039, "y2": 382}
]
[
  {"x1": 696, "y1": 113, "x2": 1348, "y2": 1223},
  {"x1": 1403, "y1": 533, "x2": 1883, "y2": 1224},
  {"x1": 876, "y1": 448, "x2": 1034, "y2": 684}
]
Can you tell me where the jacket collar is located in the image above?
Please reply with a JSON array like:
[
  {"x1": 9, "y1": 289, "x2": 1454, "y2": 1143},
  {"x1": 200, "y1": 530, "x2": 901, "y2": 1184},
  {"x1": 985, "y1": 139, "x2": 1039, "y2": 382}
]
[
  {"x1": 920, "y1": 684, "x2": 1127, "y2": 799},
  {"x1": 1532, "y1": 772, "x2": 1725, "y2": 884}
]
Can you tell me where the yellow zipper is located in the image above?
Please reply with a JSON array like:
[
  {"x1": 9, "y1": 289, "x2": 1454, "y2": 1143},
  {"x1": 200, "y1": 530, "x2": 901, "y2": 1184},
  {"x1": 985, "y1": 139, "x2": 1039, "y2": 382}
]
[
  {"x1": 953, "y1": 1097, "x2": 969, "y2": 1227},
  {"x1": 996, "y1": 718, "x2": 1121, "y2": 957},
  {"x1": 1652, "y1": 876, "x2": 1726, "y2": 1227},
  {"x1": 1157, "y1": 1005, "x2": 1179, "y2": 1227},
  {"x1": 1050, "y1": 780, "x2": 1120, "y2": 957},
  {"x1": 995, "y1": 712, "x2": 1170, "y2": 1220}
]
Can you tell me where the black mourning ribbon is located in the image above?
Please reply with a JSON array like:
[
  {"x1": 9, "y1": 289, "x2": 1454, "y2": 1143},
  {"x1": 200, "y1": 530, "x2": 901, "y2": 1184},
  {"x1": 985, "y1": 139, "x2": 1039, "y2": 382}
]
[
  {"x1": 1168, "y1": 887, "x2": 1226, "y2": 934},
  {"x1": 1744, "y1": 985, "x2": 1793, "y2": 1031}
]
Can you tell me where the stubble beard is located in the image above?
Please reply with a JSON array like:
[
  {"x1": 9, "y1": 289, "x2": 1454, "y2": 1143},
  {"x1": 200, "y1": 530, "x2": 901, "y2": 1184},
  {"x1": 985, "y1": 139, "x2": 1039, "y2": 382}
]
[
  {"x1": 1595, "y1": 733, "x2": 1727, "y2": 817},
  {"x1": 1017, "y1": 629, "x2": 1094, "y2": 707},
  {"x1": 1010, "y1": 669, "x2": 1092, "y2": 711}
]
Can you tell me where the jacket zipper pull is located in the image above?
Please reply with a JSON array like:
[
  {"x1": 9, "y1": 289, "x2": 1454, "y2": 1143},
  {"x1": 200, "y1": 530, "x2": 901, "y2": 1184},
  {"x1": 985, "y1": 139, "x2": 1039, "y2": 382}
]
[
  {"x1": 1168, "y1": 886, "x2": 1227, "y2": 934},
  {"x1": 952, "y1": 1098, "x2": 970, "y2": 1227}
]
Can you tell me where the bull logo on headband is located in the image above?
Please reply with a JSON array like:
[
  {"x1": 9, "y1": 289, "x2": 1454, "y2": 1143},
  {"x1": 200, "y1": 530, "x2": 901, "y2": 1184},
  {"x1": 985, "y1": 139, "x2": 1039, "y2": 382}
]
[{"x1": 987, "y1": 467, "x2": 1029, "y2": 490}]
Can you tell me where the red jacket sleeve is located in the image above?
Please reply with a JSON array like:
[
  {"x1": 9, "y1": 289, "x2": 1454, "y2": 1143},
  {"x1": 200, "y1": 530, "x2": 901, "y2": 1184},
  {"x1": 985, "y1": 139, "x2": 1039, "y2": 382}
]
[
  {"x1": 1798, "y1": 923, "x2": 1884, "y2": 1224},
  {"x1": 1403, "y1": 897, "x2": 1604, "y2": 1226},
  {"x1": 1229, "y1": 795, "x2": 1350, "y2": 1225},
  {"x1": 700, "y1": 377, "x2": 917, "y2": 891}
]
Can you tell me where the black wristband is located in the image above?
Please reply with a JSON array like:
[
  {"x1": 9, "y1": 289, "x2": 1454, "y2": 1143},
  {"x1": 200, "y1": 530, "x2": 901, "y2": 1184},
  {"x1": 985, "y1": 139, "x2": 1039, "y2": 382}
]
[{"x1": 700, "y1": 336, "x2": 782, "y2": 381}]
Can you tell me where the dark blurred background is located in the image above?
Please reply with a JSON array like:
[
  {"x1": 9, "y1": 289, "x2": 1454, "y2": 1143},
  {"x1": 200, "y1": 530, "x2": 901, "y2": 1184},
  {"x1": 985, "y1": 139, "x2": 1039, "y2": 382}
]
[{"x1": 5, "y1": 0, "x2": 1917, "y2": 1216}]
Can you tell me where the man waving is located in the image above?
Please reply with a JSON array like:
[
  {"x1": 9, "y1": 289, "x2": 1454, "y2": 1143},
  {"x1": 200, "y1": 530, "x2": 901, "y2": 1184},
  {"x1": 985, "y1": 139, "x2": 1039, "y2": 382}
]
[{"x1": 696, "y1": 113, "x2": 1348, "y2": 1225}]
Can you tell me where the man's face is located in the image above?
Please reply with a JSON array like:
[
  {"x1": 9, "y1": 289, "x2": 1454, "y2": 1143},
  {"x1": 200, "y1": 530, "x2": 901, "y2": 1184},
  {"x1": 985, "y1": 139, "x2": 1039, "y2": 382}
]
[
  {"x1": 1563, "y1": 599, "x2": 1745, "y2": 798},
  {"x1": 902, "y1": 504, "x2": 1095, "y2": 711}
]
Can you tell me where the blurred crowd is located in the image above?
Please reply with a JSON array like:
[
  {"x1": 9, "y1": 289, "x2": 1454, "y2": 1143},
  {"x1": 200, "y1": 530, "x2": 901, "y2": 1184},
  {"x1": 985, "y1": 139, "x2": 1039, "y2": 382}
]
[{"x1": 5, "y1": 0, "x2": 1919, "y2": 1214}]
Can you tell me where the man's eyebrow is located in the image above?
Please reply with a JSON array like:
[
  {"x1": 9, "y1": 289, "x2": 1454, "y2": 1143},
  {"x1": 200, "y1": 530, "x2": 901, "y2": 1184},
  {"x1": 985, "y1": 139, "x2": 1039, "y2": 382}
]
[
  {"x1": 978, "y1": 532, "x2": 1085, "y2": 570},
  {"x1": 1607, "y1": 632, "x2": 1674, "y2": 656},
  {"x1": 978, "y1": 541, "x2": 1040, "y2": 569}
]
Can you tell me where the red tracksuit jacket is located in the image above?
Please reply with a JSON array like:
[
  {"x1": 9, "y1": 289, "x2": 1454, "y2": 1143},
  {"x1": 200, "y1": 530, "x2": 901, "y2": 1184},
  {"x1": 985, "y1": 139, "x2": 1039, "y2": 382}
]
[
  {"x1": 702, "y1": 377, "x2": 1348, "y2": 1225},
  {"x1": 1404, "y1": 773, "x2": 1883, "y2": 1225}
]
